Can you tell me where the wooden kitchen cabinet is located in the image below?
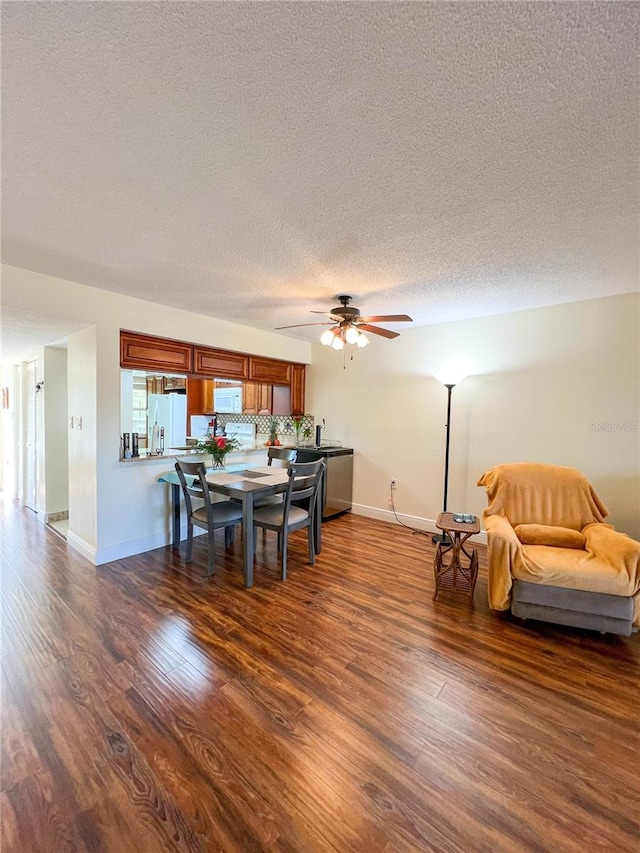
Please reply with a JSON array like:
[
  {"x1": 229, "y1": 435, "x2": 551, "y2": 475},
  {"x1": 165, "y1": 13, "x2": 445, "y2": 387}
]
[
  {"x1": 146, "y1": 377, "x2": 165, "y2": 395},
  {"x1": 121, "y1": 331, "x2": 306, "y2": 414},
  {"x1": 202, "y1": 380, "x2": 214, "y2": 414},
  {"x1": 193, "y1": 346, "x2": 249, "y2": 380},
  {"x1": 163, "y1": 376, "x2": 187, "y2": 391},
  {"x1": 120, "y1": 331, "x2": 193, "y2": 373},
  {"x1": 186, "y1": 378, "x2": 205, "y2": 421},
  {"x1": 243, "y1": 382, "x2": 272, "y2": 415},
  {"x1": 290, "y1": 364, "x2": 306, "y2": 416},
  {"x1": 248, "y1": 356, "x2": 292, "y2": 385}
]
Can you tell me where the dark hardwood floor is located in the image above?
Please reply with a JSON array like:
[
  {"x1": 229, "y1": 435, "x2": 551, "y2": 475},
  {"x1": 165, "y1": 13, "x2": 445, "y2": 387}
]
[{"x1": 1, "y1": 496, "x2": 639, "y2": 852}]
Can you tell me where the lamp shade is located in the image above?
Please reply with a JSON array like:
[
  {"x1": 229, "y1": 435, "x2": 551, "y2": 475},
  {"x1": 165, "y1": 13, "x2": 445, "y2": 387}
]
[{"x1": 435, "y1": 367, "x2": 467, "y2": 386}]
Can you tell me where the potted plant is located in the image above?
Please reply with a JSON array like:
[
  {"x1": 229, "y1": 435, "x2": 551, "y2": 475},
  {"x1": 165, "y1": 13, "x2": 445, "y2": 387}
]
[{"x1": 292, "y1": 414, "x2": 306, "y2": 445}]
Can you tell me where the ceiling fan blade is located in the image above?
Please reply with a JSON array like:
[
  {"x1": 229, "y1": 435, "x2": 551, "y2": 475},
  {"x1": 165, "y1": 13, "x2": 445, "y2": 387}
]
[
  {"x1": 358, "y1": 314, "x2": 413, "y2": 323},
  {"x1": 358, "y1": 324, "x2": 400, "y2": 339},
  {"x1": 309, "y1": 310, "x2": 332, "y2": 315},
  {"x1": 274, "y1": 322, "x2": 334, "y2": 329}
]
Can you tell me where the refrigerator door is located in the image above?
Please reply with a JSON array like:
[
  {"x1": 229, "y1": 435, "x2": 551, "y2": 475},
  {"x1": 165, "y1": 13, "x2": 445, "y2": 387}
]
[{"x1": 148, "y1": 394, "x2": 187, "y2": 449}]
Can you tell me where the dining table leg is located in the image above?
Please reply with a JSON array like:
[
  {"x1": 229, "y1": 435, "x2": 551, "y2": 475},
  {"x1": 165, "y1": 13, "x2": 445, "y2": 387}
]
[
  {"x1": 243, "y1": 492, "x2": 255, "y2": 588},
  {"x1": 172, "y1": 483, "x2": 181, "y2": 550}
]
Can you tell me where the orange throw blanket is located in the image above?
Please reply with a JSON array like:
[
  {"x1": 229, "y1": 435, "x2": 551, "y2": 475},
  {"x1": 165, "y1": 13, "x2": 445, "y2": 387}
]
[{"x1": 477, "y1": 463, "x2": 640, "y2": 626}]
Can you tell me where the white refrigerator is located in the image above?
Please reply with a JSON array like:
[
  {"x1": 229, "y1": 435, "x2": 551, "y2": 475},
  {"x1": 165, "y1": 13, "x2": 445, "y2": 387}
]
[{"x1": 147, "y1": 393, "x2": 187, "y2": 451}]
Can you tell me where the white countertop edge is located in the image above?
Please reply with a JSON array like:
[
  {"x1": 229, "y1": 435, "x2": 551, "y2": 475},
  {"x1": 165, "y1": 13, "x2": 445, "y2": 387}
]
[{"x1": 118, "y1": 440, "x2": 331, "y2": 464}]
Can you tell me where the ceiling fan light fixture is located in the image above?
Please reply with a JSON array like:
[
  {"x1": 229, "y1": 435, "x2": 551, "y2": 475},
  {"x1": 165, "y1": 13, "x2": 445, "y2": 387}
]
[
  {"x1": 306, "y1": 295, "x2": 411, "y2": 352},
  {"x1": 345, "y1": 325, "x2": 360, "y2": 345}
]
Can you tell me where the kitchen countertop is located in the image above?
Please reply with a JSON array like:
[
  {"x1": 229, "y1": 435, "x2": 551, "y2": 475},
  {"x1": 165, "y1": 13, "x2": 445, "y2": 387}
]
[
  {"x1": 119, "y1": 444, "x2": 277, "y2": 464},
  {"x1": 119, "y1": 440, "x2": 351, "y2": 463}
]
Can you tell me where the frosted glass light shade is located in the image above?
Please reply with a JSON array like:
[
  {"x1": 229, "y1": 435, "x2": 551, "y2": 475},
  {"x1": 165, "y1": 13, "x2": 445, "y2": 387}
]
[
  {"x1": 356, "y1": 333, "x2": 369, "y2": 347},
  {"x1": 345, "y1": 325, "x2": 360, "y2": 344},
  {"x1": 331, "y1": 334, "x2": 344, "y2": 350},
  {"x1": 320, "y1": 329, "x2": 335, "y2": 346}
]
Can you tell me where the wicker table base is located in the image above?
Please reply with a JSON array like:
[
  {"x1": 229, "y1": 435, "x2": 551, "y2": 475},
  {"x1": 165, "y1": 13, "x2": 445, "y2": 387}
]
[{"x1": 433, "y1": 512, "x2": 480, "y2": 606}]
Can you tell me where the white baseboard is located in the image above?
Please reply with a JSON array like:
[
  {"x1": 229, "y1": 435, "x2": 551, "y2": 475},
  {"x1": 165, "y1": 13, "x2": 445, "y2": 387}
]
[
  {"x1": 95, "y1": 531, "x2": 180, "y2": 565},
  {"x1": 66, "y1": 531, "x2": 98, "y2": 564},
  {"x1": 351, "y1": 502, "x2": 487, "y2": 545},
  {"x1": 67, "y1": 525, "x2": 203, "y2": 566},
  {"x1": 66, "y1": 507, "x2": 486, "y2": 568}
]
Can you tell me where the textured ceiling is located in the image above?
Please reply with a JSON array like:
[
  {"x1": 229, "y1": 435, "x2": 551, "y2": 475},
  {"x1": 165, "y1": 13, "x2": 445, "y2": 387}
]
[{"x1": 1, "y1": 1, "x2": 638, "y2": 359}]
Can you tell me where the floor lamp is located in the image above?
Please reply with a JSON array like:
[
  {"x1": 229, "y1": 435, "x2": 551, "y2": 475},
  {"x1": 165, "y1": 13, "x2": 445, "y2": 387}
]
[{"x1": 432, "y1": 372, "x2": 466, "y2": 545}]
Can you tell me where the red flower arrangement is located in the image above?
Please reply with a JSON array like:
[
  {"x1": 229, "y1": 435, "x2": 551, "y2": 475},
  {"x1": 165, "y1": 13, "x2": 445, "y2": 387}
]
[{"x1": 196, "y1": 433, "x2": 242, "y2": 467}]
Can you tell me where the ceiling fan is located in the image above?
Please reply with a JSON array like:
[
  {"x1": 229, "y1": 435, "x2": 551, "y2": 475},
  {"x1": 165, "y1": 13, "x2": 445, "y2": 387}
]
[{"x1": 275, "y1": 295, "x2": 412, "y2": 348}]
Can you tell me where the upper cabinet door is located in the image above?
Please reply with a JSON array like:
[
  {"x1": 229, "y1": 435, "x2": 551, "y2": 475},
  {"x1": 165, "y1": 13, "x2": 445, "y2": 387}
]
[
  {"x1": 193, "y1": 346, "x2": 249, "y2": 380},
  {"x1": 290, "y1": 364, "x2": 306, "y2": 416},
  {"x1": 242, "y1": 382, "x2": 272, "y2": 415},
  {"x1": 249, "y1": 356, "x2": 291, "y2": 385},
  {"x1": 120, "y1": 331, "x2": 193, "y2": 373}
]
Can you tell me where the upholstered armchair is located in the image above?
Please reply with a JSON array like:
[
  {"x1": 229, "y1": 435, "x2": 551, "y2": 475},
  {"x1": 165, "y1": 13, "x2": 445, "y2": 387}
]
[{"x1": 477, "y1": 463, "x2": 640, "y2": 635}]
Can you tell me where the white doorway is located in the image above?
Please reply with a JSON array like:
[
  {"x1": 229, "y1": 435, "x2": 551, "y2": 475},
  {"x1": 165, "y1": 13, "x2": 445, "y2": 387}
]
[{"x1": 23, "y1": 359, "x2": 40, "y2": 512}]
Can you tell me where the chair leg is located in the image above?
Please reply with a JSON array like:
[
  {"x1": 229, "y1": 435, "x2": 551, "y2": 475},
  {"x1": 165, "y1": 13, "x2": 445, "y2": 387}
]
[
  {"x1": 307, "y1": 524, "x2": 315, "y2": 565},
  {"x1": 207, "y1": 527, "x2": 215, "y2": 577},
  {"x1": 224, "y1": 526, "x2": 233, "y2": 549},
  {"x1": 185, "y1": 521, "x2": 194, "y2": 563},
  {"x1": 281, "y1": 531, "x2": 288, "y2": 580}
]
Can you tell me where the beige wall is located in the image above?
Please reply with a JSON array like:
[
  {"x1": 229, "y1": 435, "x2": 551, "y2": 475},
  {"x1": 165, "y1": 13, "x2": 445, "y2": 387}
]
[
  {"x1": 67, "y1": 326, "x2": 98, "y2": 553},
  {"x1": 2, "y1": 264, "x2": 312, "y2": 562},
  {"x1": 306, "y1": 293, "x2": 640, "y2": 539},
  {"x1": 2, "y1": 263, "x2": 638, "y2": 560}
]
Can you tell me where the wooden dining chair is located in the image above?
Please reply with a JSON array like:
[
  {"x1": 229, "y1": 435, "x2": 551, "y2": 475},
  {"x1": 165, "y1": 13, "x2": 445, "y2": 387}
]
[
  {"x1": 252, "y1": 459, "x2": 325, "y2": 580},
  {"x1": 267, "y1": 446, "x2": 297, "y2": 467},
  {"x1": 174, "y1": 459, "x2": 243, "y2": 577},
  {"x1": 251, "y1": 446, "x2": 299, "y2": 521}
]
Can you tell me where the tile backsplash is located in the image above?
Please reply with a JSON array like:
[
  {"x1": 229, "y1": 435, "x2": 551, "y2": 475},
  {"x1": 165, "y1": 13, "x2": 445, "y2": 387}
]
[{"x1": 217, "y1": 413, "x2": 314, "y2": 438}]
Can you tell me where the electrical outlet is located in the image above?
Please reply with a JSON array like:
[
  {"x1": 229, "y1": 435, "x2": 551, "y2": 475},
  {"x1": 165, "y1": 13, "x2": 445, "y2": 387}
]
[{"x1": 390, "y1": 478, "x2": 397, "y2": 490}]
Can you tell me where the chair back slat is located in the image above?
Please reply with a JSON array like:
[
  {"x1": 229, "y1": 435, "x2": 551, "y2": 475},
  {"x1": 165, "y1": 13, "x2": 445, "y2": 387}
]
[
  {"x1": 282, "y1": 460, "x2": 324, "y2": 523},
  {"x1": 267, "y1": 447, "x2": 297, "y2": 466},
  {"x1": 175, "y1": 459, "x2": 210, "y2": 517}
]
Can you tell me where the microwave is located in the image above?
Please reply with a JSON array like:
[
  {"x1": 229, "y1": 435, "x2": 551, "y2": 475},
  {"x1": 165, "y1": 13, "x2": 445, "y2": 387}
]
[{"x1": 214, "y1": 387, "x2": 242, "y2": 413}]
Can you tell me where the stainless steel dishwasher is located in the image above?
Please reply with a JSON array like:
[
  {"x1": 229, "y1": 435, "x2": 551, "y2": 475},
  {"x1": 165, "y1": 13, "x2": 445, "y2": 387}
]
[{"x1": 295, "y1": 447, "x2": 353, "y2": 520}]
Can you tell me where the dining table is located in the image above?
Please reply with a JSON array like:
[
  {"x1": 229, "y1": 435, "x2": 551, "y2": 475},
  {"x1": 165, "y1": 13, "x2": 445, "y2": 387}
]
[{"x1": 157, "y1": 462, "x2": 322, "y2": 588}]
